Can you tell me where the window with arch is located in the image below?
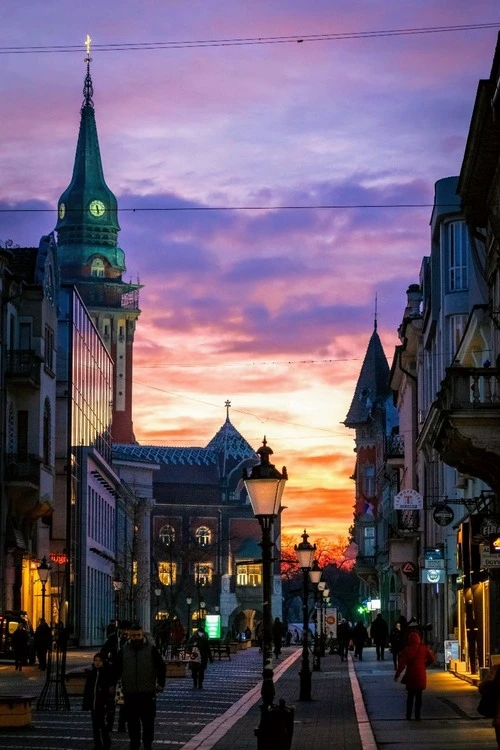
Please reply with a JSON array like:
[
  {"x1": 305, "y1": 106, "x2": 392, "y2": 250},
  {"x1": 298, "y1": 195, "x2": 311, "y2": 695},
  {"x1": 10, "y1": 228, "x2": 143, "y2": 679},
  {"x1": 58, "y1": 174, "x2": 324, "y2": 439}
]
[
  {"x1": 195, "y1": 526, "x2": 211, "y2": 546},
  {"x1": 159, "y1": 524, "x2": 175, "y2": 546},
  {"x1": 158, "y1": 561, "x2": 177, "y2": 586},
  {"x1": 43, "y1": 398, "x2": 51, "y2": 466},
  {"x1": 91, "y1": 258, "x2": 105, "y2": 277}
]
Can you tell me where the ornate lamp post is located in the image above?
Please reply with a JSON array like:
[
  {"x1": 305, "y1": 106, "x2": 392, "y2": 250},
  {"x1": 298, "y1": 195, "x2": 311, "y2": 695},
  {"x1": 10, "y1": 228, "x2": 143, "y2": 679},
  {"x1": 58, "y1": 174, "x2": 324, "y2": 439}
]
[
  {"x1": 321, "y1": 586, "x2": 330, "y2": 656},
  {"x1": 294, "y1": 530, "x2": 316, "y2": 701},
  {"x1": 186, "y1": 595, "x2": 192, "y2": 641},
  {"x1": 37, "y1": 556, "x2": 51, "y2": 622},
  {"x1": 244, "y1": 438, "x2": 287, "y2": 748},
  {"x1": 309, "y1": 559, "x2": 322, "y2": 671},
  {"x1": 112, "y1": 575, "x2": 123, "y2": 626},
  {"x1": 154, "y1": 584, "x2": 162, "y2": 630}
]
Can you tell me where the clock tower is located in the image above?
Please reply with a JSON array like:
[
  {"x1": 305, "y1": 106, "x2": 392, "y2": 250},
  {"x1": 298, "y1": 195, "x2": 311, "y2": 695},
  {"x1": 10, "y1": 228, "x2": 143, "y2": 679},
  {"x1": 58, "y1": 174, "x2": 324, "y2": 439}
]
[{"x1": 56, "y1": 43, "x2": 141, "y2": 443}]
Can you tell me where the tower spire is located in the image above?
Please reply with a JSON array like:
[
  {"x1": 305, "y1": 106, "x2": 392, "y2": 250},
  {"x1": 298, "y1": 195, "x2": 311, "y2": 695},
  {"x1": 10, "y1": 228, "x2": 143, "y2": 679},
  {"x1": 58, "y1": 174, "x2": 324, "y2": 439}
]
[
  {"x1": 83, "y1": 34, "x2": 94, "y2": 108},
  {"x1": 374, "y1": 293, "x2": 378, "y2": 331},
  {"x1": 225, "y1": 399, "x2": 232, "y2": 422}
]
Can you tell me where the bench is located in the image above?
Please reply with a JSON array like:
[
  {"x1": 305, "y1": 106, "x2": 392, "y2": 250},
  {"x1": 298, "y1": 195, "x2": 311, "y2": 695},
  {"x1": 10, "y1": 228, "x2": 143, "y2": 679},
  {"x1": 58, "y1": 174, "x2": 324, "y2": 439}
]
[
  {"x1": 210, "y1": 641, "x2": 231, "y2": 660},
  {"x1": 65, "y1": 669, "x2": 90, "y2": 696},
  {"x1": 165, "y1": 660, "x2": 188, "y2": 678},
  {"x1": 0, "y1": 695, "x2": 36, "y2": 728}
]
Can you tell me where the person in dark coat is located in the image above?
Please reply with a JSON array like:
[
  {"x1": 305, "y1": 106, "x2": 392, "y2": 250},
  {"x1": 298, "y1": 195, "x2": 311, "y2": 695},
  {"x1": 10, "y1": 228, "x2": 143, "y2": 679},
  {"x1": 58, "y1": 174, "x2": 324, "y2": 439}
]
[
  {"x1": 115, "y1": 622, "x2": 166, "y2": 750},
  {"x1": 337, "y1": 620, "x2": 351, "y2": 661},
  {"x1": 189, "y1": 627, "x2": 213, "y2": 688},
  {"x1": 34, "y1": 618, "x2": 52, "y2": 670},
  {"x1": 272, "y1": 617, "x2": 286, "y2": 658},
  {"x1": 479, "y1": 663, "x2": 500, "y2": 747},
  {"x1": 82, "y1": 652, "x2": 115, "y2": 750},
  {"x1": 394, "y1": 630, "x2": 435, "y2": 720},
  {"x1": 389, "y1": 617, "x2": 407, "y2": 669},
  {"x1": 352, "y1": 621, "x2": 368, "y2": 660},
  {"x1": 370, "y1": 613, "x2": 389, "y2": 661},
  {"x1": 188, "y1": 644, "x2": 202, "y2": 689},
  {"x1": 11, "y1": 623, "x2": 29, "y2": 670},
  {"x1": 102, "y1": 619, "x2": 130, "y2": 733}
]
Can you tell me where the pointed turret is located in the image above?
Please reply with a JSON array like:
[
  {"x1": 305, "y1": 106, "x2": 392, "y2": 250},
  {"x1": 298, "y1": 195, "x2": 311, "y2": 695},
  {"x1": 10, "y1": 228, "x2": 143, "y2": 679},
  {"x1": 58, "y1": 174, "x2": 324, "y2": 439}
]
[{"x1": 344, "y1": 326, "x2": 391, "y2": 427}]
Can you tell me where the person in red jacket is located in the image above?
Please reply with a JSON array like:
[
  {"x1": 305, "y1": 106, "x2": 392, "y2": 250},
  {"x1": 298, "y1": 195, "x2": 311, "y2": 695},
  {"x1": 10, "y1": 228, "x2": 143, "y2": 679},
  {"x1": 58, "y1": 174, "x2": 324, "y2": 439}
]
[{"x1": 394, "y1": 630, "x2": 435, "y2": 720}]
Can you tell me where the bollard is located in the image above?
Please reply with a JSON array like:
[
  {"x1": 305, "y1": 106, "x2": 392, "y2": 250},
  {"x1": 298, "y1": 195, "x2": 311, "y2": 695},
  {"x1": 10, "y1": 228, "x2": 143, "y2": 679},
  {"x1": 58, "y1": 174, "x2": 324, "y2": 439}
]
[{"x1": 255, "y1": 698, "x2": 295, "y2": 750}]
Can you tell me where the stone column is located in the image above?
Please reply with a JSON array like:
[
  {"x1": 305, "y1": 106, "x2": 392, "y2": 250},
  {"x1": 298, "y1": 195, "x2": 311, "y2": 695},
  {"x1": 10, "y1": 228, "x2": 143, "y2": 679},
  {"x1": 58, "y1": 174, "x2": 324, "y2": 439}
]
[{"x1": 135, "y1": 497, "x2": 153, "y2": 634}]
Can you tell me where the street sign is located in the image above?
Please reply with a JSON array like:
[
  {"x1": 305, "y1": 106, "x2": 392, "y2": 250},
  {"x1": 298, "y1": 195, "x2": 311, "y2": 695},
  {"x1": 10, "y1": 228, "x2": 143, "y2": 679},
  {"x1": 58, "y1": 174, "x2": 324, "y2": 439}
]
[
  {"x1": 402, "y1": 561, "x2": 418, "y2": 578},
  {"x1": 433, "y1": 505, "x2": 454, "y2": 526},
  {"x1": 325, "y1": 607, "x2": 337, "y2": 638},
  {"x1": 421, "y1": 568, "x2": 445, "y2": 584},
  {"x1": 394, "y1": 489, "x2": 423, "y2": 510}
]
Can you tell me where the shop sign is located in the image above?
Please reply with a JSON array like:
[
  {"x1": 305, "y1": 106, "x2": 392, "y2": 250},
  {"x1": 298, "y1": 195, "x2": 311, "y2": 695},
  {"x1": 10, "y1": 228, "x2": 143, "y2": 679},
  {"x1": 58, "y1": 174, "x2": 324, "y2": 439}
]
[
  {"x1": 433, "y1": 505, "x2": 454, "y2": 526},
  {"x1": 325, "y1": 607, "x2": 337, "y2": 638},
  {"x1": 205, "y1": 614, "x2": 221, "y2": 639},
  {"x1": 402, "y1": 561, "x2": 418, "y2": 579},
  {"x1": 421, "y1": 568, "x2": 445, "y2": 584},
  {"x1": 394, "y1": 489, "x2": 423, "y2": 510},
  {"x1": 481, "y1": 519, "x2": 500, "y2": 539},
  {"x1": 480, "y1": 544, "x2": 500, "y2": 568},
  {"x1": 444, "y1": 640, "x2": 459, "y2": 663},
  {"x1": 424, "y1": 548, "x2": 444, "y2": 568}
]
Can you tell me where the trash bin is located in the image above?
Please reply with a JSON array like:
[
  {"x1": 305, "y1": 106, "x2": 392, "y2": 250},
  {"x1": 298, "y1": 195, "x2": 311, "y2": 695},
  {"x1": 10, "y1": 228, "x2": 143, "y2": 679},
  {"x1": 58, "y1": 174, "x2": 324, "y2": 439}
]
[{"x1": 255, "y1": 699, "x2": 295, "y2": 750}]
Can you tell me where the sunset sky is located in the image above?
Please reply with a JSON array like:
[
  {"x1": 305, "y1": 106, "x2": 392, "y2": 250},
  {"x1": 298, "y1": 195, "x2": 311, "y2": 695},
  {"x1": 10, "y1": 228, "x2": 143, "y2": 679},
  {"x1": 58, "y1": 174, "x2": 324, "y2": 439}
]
[{"x1": 1, "y1": 2, "x2": 499, "y2": 544}]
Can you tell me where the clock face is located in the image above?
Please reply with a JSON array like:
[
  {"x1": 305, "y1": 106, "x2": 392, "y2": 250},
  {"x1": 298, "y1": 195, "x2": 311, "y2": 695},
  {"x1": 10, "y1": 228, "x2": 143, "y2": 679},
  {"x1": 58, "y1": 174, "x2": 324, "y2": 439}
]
[
  {"x1": 58, "y1": 203, "x2": 66, "y2": 219},
  {"x1": 89, "y1": 199, "x2": 106, "y2": 217}
]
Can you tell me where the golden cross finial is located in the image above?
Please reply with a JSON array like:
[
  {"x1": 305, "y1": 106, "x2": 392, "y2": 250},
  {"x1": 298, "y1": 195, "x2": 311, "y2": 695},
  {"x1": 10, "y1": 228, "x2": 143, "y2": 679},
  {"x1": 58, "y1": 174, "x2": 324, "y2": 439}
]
[
  {"x1": 85, "y1": 34, "x2": 92, "y2": 56},
  {"x1": 225, "y1": 400, "x2": 231, "y2": 420}
]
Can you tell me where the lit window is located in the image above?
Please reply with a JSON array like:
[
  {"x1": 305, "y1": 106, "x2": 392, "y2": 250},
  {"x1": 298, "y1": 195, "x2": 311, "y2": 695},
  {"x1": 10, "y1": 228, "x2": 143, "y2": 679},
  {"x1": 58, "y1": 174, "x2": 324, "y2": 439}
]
[
  {"x1": 195, "y1": 526, "x2": 211, "y2": 546},
  {"x1": 91, "y1": 258, "x2": 105, "y2": 277},
  {"x1": 159, "y1": 524, "x2": 175, "y2": 546},
  {"x1": 196, "y1": 563, "x2": 212, "y2": 586},
  {"x1": 158, "y1": 562, "x2": 177, "y2": 586},
  {"x1": 236, "y1": 563, "x2": 262, "y2": 586}
]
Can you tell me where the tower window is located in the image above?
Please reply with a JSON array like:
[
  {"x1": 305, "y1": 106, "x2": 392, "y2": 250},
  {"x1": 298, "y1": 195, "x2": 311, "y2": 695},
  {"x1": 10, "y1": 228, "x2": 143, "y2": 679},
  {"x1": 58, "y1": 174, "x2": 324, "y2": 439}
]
[
  {"x1": 91, "y1": 258, "x2": 105, "y2": 277},
  {"x1": 159, "y1": 524, "x2": 175, "y2": 546},
  {"x1": 448, "y1": 222, "x2": 468, "y2": 291},
  {"x1": 195, "y1": 526, "x2": 211, "y2": 546}
]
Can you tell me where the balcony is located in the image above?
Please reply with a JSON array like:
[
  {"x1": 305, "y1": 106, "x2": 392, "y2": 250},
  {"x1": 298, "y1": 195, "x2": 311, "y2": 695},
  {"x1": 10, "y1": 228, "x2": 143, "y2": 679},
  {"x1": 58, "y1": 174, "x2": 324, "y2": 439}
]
[
  {"x1": 5, "y1": 453, "x2": 41, "y2": 486},
  {"x1": 423, "y1": 366, "x2": 500, "y2": 492},
  {"x1": 385, "y1": 434, "x2": 405, "y2": 468},
  {"x1": 5, "y1": 350, "x2": 42, "y2": 388},
  {"x1": 355, "y1": 555, "x2": 378, "y2": 588}
]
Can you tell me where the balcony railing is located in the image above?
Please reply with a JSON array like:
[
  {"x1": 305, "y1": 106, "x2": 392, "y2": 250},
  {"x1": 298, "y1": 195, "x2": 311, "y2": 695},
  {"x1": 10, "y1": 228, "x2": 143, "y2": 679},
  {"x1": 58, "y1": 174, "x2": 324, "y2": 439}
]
[
  {"x1": 356, "y1": 555, "x2": 376, "y2": 568},
  {"x1": 5, "y1": 350, "x2": 42, "y2": 386},
  {"x1": 439, "y1": 367, "x2": 500, "y2": 409},
  {"x1": 385, "y1": 434, "x2": 405, "y2": 458},
  {"x1": 5, "y1": 453, "x2": 41, "y2": 485}
]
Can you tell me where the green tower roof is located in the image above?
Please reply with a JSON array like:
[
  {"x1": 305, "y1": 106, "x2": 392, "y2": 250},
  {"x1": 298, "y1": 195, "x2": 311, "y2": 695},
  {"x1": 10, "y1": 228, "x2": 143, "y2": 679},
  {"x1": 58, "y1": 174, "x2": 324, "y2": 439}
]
[{"x1": 56, "y1": 52, "x2": 125, "y2": 273}]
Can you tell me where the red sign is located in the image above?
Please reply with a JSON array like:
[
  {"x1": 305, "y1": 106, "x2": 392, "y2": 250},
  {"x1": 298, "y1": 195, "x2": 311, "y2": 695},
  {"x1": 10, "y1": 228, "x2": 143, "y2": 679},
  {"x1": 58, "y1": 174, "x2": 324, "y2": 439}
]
[{"x1": 402, "y1": 561, "x2": 417, "y2": 577}]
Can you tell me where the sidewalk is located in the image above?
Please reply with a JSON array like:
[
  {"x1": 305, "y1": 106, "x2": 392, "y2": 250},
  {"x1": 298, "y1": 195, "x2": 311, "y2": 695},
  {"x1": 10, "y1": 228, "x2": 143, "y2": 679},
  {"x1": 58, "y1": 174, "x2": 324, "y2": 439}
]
[{"x1": 186, "y1": 646, "x2": 499, "y2": 750}]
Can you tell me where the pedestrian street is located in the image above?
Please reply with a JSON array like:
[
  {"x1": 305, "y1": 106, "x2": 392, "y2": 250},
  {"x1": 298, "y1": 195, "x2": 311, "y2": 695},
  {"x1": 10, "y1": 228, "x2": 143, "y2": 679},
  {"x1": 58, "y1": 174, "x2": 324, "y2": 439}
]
[{"x1": 0, "y1": 645, "x2": 279, "y2": 750}]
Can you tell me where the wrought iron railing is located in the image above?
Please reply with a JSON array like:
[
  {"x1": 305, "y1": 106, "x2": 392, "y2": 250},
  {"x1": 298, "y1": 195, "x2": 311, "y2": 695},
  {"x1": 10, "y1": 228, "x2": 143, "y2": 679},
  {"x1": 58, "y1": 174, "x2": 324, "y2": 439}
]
[
  {"x1": 5, "y1": 350, "x2": 41, "y2": 384},
  {"x1": 5, "y1": 453, "x2": 41, "y2": 484}
]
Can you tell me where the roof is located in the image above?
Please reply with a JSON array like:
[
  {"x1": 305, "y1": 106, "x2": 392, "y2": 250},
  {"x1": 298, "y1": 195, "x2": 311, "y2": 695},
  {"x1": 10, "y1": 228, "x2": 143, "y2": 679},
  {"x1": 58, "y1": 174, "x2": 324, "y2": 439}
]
[{"x1": 344, "y1": 327, "x2": 390, "y2": 427}]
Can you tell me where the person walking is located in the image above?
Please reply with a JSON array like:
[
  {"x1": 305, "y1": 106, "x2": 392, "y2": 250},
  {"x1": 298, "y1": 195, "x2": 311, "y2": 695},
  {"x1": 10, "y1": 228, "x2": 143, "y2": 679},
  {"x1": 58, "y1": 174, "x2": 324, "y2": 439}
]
[
  {"x1": 189, "y1": 626, "x2": 213, "y2": 688},
  {"x1": 394, "y1": 630, "x2": 435, "y2": 720},
  {"x1": 11, "y1": 623, "x2": 29, "y2": 671},
  {"x1": 352, "y1": 621, "x2": 368, "y2": 660},
  {"x1": 116, "y1": 622, "x2": 166, "y2": 750},
  {"x1": 102, "y1": 619, "x2": 130, "y2": 733},
  {"x1": 389, "y1": 617, "x2": 407, "y2": 669},
  {"x1": 337, "y1": 620, "x2": 351, "y2": 662},
  {"x1": 370, "y1": 613, "x2": 389, "y2": 661},
  {"x1": 82, "y1": 652, "x2": 115, "y2": 750},
  {"x1": 34, "y1": 618, "x2": 52, "y2": 671},
  {"x1": 272, "y1": 617, "x2": 285, "y2": 658},
  {"x1": 478, "y1": 662, "x2": 500, "y2": 747},
  {"x1": 188, "y1": 644, "x2": 202, "y2": 689}
]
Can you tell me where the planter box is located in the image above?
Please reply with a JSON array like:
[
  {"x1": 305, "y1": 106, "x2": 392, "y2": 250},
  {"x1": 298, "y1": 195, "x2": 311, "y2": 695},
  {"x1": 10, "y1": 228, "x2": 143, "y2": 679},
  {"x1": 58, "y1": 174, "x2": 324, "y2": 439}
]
[
  {"x1": 166, "y1": 661, "x2": 187, "y2": 678},
  {"x1": 65, "y1": 670, "x2": 89, "y2": 696},
  {"x1": 0, "y1": 696, "x2": 35, "y2": 728}
]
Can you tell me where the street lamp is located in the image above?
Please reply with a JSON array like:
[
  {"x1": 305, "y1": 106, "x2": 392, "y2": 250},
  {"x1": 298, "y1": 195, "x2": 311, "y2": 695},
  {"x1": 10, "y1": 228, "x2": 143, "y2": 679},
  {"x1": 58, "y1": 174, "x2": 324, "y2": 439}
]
[
  {"x1": 317, "y1": 582, "x2": 326, "y2": 656},
  {"x1": 309, "y1": 559, "x2": 322, "y2": 672},
  {"x1": 37, "y1": 556, "x2": 51, "y2": 622},
  {"x1": 112, "y1": 575, "x2": 123, "y2": 626},
  {"x1": 294, "y1": 530, "x2": 316, "y2": 701},
  {"x1": 244, "y1": 437, "x2": 287, "y2": 748},
  {"x1": 186, "y1": 595, "x2": 192, "y2": 641},
  {"x1": 154, "y1": 583, "x2": 162, "y2": 628},
  {"x1": 200, "y1": 600, "x2": 206, "y2": 629},
  {"x1": 322, "y1": 587, "x2": 330, "y2": 655}
]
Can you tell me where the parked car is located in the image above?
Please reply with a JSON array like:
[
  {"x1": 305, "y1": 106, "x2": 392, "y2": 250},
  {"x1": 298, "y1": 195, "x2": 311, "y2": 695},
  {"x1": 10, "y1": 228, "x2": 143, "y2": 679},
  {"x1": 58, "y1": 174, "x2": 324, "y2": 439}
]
[{"x1": 0, "y1": 610, "x2": 36, "y2": 664}]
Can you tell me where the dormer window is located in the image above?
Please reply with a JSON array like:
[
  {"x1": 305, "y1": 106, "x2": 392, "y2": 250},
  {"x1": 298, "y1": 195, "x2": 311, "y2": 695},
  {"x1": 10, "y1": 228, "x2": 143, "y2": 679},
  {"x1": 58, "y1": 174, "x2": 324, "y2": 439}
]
[{"x1": 91, "y1": 258, "x2": 105, "y2": 277}]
